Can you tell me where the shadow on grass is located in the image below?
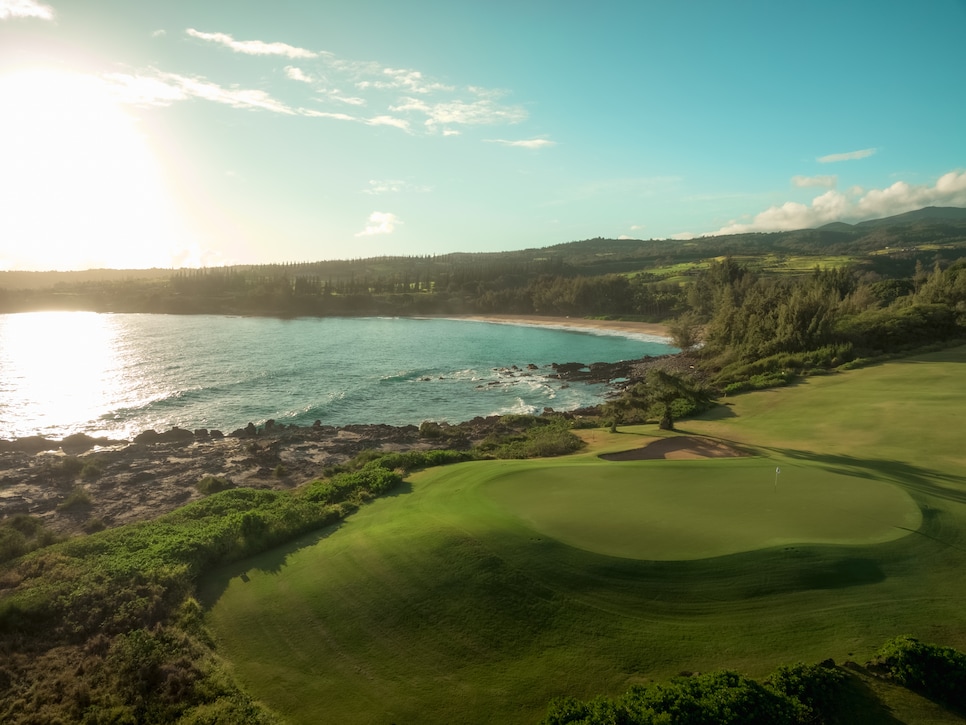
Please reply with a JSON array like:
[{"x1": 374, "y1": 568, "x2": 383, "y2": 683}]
[
  {"x1": 836, "y1": 663, "x2": 906, "y2": 725},
  {"x1": 199, "y1": 481, "x2": 415, "y2": 608},
  {"x1": 795, "y1": 557, "x2": 885, "y2": 590},
  {"x1": 695, "y1": 402, "x2": 738, "y2": 421},
  {"x1": 198, "y1": 522, "x2": 345, "y2": 609},
  {"x1": 766, "y1": 447, "x2": 966, "y2": 506},
  {"x1": 890, "y1": 350, "x2": 966, "y2": 365}
]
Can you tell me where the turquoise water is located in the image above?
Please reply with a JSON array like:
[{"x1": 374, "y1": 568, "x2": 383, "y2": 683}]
[{"x1": 0, "y1": 312, "x2": 674, "y2": 440}]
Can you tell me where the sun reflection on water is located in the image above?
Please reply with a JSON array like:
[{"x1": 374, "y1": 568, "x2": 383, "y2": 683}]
[{"x1": 0, "y1": 311, "x2": 127, "y2": 438}]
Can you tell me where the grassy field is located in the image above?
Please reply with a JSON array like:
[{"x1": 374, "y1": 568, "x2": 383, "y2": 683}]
[
  {"x1": 202, "y1": 346, "x2": 966, "y2": 724},
  {"x1": 486, "y1": 460, "x2": 919, "y2": 560}
]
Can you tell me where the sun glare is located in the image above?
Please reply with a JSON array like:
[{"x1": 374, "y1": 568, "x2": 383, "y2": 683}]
[
  {"x1": 0, "y1": 311, "x2": 122, "y2": 437},
  {"x1": 0, "y1": 69, "x2": 192, "y2": 271}
]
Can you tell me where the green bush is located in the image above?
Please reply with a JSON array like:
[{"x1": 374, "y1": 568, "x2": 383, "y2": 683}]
[
  {"x1": 838, "y1": 304, "x2": 962, "y2": 355},
  {"x1": 56, "y1": 455, "x2": 85, "y2": 478},
  {"x1": 84, "y1": 517, "x2": 108, "y2": 534},
  {"x1": 196, "y1": 476, "x2": 233, "y2": 495},
  {"x1": 0, "y1": 527, "x2": 28, "y2": 563},
  {"x1": 724, "y1": 371, "x2": 793, "y2": 395},
  {"x1": 58, "y1": 486, "x2": 93, "y2": 511},
  {"x1": 486, "y1": 421, "x2": 584, "y2": 459},
  {"x1": 301, "y1": 462, "x2": 403, "y2": 504},
  {"x1": 542, "y1": 670, "x2": 803, "y2": 724},
  {"x1": 81, "y1": 459, "x2": 105, "y2": 481},
  {"x1": 869, "y1": 635, "x2": 966, "y2": 709},
  {"x1": 418, "y1": 420, "x2": 443, "y2": 438},
  {"x1": 765, "y1": 660, "x2": 845, "y2": 723},
  {"x1": 0, "y1": 515, "x2": 59, "y2": 563}
]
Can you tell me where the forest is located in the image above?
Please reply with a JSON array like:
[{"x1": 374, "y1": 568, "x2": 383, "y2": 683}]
[{"x1": 2, "y1": 206, "x2": 966, "y2": 328}]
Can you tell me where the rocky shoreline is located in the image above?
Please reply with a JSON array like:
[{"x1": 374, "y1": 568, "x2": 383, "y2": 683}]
[{"x1": 0, "y1": 350, "x2": 697, "y2": 539}]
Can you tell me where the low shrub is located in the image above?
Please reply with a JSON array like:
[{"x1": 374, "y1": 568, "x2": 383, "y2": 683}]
[
  {"x1": 196, "y1": 476, "x2": 233, "y2": 495},
  {"x1": 0, "y1": 515, "x2": 59, "y2": 563},
  {"x1": 869, "y1": 635, "x2": 966, "y2": 710},
  {"x1": 58, "y1": 486, "x2": 93, "y2": 512},
  {"x1": 418, "y1": 420, "x2": 443, "y2": 438},
  {"x1": 765, "y1": 660, "x2": 846, "y2": 722},
  {"x1": 301, "y1": 462, "x2": 403, "y2": 504},
  {"x1": 81, "y1": 459, "x2": 105, "y2": 482},
  {"x1": 724, "y1": 371, "x2": 794, "y2": 395},
  {"x1": 483, "y1": 420, "x2": 584, "y2": 459},
  {"x1": 542, "y1": 670, "x2": 803, "y2": 725},
  {"x1": 55, "y1": 455, "x2": 85, "y2": 478},
  {"x1": 84, "y1": 517, "x2": 108, "y2": 534}
]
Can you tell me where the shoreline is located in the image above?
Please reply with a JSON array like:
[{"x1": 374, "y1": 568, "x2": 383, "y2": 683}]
[{"x1": 445, "y1": 314, "x2": 672, "y2": 342}]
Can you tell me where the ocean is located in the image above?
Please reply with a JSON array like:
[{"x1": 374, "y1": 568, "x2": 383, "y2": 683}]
[{"x1": 0, "y1": 312, "x2": 675, "y2": 440}]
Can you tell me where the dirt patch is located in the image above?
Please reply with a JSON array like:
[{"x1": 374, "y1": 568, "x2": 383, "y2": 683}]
[{"x1": 599, "y1": 435, "x2": 750, "y2": 461}]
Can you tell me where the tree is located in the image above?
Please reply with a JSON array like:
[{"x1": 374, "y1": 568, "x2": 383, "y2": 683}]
[
  {"x1": 602, "y1": 382, "x2": 650, "y2": 432},
  {"x1": 603, "y1": 371, "x2": 712, "y2": 432},
  {"x1": 645, "y1": 369, "x2": 711, "y2": 430},
  {"x1": 667, "y1": 310, "x2": 703, "y2": 352}
]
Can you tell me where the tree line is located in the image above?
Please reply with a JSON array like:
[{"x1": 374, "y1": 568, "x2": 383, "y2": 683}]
[{"x1": 675, "y1": 256, "x2": 966, "y2": 388}]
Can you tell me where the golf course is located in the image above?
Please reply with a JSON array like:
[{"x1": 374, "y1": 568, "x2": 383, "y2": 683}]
[{"x1": 202, "y1": 346, "x2": 966, "y2": 724}]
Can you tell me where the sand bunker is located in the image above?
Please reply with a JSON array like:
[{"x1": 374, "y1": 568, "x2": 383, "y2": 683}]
[{"x1": 600, "y1": 435, "x2": 750, "y2": 461}]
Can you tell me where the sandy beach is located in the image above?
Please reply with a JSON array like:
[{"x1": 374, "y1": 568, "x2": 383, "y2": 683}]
[{"x1": 453, "y1": 314, "x2": 672, "y2": 340}]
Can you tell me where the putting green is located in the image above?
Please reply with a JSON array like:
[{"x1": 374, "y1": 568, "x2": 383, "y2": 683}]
[{"x1": 484, "y1": 458, "x2": 922, "y2": 560}]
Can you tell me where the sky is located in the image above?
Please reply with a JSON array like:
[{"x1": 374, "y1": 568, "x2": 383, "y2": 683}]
[{"x1": 1, "y1": 0, "x2": 965, "y2": 271}]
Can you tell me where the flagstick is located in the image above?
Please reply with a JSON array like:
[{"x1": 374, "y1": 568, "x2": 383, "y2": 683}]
[{"x1": 774, "y1": 466, "x2": 781, "y2": 492}]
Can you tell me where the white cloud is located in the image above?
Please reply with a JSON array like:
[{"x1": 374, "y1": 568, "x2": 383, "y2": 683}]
[
  {"x1": 355, "y1": 211, "x2": 403, "y2": 237},
  {"x1": 792, "y1": 174, "x2": 837, "y2": 188},
  {"x1": 0, "y1": 0, "x2": 54, "y2": 20},
  {"x1": 105, "y1": 71, "x2": 295, "y2": 114},
  {"x1": 103, "y1": 72, "x2": 189, "y2": 106},
  {"x1": 817, "y1": 147, "x2": 877, "y2": 163},
  {"x1": 365, "y1": 115, "x2": 410, "y2": 131},
  {"x1": 381, "y1": 67, "x2": 453, "y2": 94},
  {"x1": 389, "y1": 95, "x2": 528, "y2": 132},
  {"x1": 186, "y1": 28, "x2": 318, "y2": 59},
  {"x1": 103, "y1": 28, "x2": 541, "y2": 139},
  {"x1": 630, "y1": 224, "x2": 646, "y2": 231},
  {"x1": 162, "y1": 73, "x2": 295, "y2": 114},
  {"x1": 433, "y1": 99, "x2": 527, "y2": 126},
  {"x1": 284, "y1": 66, "x2": 314, "y2": 83},
  {"x1": 486, "y1": 138, "x2": 555, "y2": 149},
  {"x1": 330, "y1": 93, "x2": 366, "y2": 106},
  {"x1": 712, "y1": 170, "x2": 966, "y2": 234},
  {"x1": 105, "y1": 71, "x2": 415, "y2": 131},
  {"x1": 298, "y1": 108, "x2": 356, "y2": 121},
  {"x1": 363, "y1": 179, "x2": 431, "y2": 195},
  {"x1": 151, "y1": 29, "x2": 166, "y2": 38}
]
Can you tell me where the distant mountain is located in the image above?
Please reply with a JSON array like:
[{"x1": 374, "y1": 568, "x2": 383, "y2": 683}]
[
  {"x1": 817, "y1": 206, "x2": 966, "y2": 231},
  {"x1": 815, "y1": 221, "x2": 856, "y2": 232}
]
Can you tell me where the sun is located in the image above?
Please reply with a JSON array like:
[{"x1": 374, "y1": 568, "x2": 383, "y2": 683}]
[{"x1": 0, "y1": 69, "x2": 193, "y2": 271}]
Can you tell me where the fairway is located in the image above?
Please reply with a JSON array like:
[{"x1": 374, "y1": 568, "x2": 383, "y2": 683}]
[
  {"x1": 484, "y1": 459, "x2": 920, "y2": 560},
  {"x1": 203, "y1": 346, "x2": 966, "y2": 725}
]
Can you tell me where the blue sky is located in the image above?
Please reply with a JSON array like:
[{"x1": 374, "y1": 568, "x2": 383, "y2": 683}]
[{"x1": 1, "y1": 0, "x2": 965, "y2": 270}]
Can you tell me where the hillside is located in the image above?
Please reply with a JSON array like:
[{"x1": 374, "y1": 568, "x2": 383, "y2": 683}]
[{"x1": 2, "y1": 206, "x2": 965, "y2": 296}]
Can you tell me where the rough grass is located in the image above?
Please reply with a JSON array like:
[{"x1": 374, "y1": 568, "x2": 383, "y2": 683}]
[{"x1": 202, "y1": 345, "x2": 966, "y2": 724}]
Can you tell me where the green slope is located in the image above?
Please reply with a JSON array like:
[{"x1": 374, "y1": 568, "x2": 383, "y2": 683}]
[{"x1": 202, "y1": 346, "x2": 966, "y2": 724}]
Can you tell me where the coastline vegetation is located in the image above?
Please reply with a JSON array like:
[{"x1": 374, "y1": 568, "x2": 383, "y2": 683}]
[{"x1": 2, "y1": 209, "x2": 966, "y2": 721}]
